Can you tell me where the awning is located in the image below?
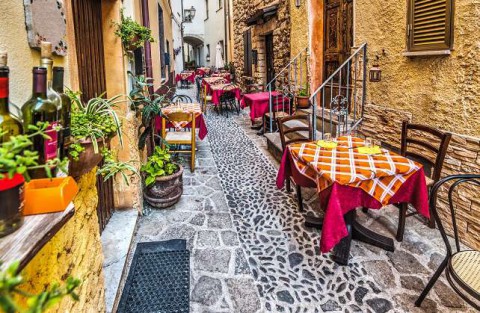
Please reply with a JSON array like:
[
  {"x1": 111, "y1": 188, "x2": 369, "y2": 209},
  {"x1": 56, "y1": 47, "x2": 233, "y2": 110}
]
[{"x1": 245, "y1": 2, "x2": 279, "y2": 26}]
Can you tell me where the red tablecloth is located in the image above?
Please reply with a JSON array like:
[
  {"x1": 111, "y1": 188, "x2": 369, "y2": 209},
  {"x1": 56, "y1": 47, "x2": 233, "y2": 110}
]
[
  {"x1": 240, "y1": 91, "x2": 290, "y2": 121},
  {"x1": 212, "y1": 72, "x2": 231, "y2": 81},
  {"x1": 196, "y1": 67, "x2": 211, "y2": 76},
  {"x1": 175, "y1": 72, "x2": 195, "y2": 83},
  {"x1": 210, "y1": 84, "x2": 242, "y2": 105},
  {"x1": 276, "y1": 143, "x2": 429, "y2": 253}
]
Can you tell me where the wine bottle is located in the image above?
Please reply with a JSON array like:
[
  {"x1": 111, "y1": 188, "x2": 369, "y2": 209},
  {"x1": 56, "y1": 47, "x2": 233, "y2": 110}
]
[
  {"x1": 22, "y1": 67, "x2": 59, "y2": 179},
  {"x1": 53, "y1": 66, "x2": 71, "y2": 158},
  {"x1": 40, "y1": 42, "x2": 62, "y2": 111},
  {"x1": 0, "y1": 52, "x2": 23, "y2": 143}
]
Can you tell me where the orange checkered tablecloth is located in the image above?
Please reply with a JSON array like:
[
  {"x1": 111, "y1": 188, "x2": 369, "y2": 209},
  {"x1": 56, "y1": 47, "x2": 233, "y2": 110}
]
[
  {"x1": 289, "y1": 136, "x2": 421, "y2": 206},
  {"x1": 162, "y1": 103, "x2": 202, "y2": 129}
]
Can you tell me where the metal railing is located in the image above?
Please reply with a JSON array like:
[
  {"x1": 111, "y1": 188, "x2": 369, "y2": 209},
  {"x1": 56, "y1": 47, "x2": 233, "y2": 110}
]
[
  {"x1": 310, "y1": 43, "x2": 367, "y2": 140},
  {"x1": 266, "y1": 48, "x2": 309, "y2": 132}
]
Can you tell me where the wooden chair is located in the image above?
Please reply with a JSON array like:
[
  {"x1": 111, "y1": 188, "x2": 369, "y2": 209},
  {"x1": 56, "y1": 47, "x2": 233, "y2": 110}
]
[
  {"x1": 200, "y1": 84, "x2": 212, "y2": 115},
  {"x1": 416, "y1": 174, "x2": 480, "y2": 310},
  {"x1": 277, "y1": 114, "x2": 316, "y2": 212},
  {"x1": 161, "y1": 112, "x2": 196, "y2": 172},
  {"x1": 263, "y1": 94, "x2": 293, "y2": 133},
  {"x1": 395, "y1": 121, "x2": 452, "y2": 241}
]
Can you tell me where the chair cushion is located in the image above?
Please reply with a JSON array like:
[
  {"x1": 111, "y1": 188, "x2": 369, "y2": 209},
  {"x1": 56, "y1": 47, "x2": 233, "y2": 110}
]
[
  {"x1": 165, "y1": 131, "x2": 193, "y2": 143},
  {"x1": 450, "y1": 250, "x2": 480, "y2": 295}
]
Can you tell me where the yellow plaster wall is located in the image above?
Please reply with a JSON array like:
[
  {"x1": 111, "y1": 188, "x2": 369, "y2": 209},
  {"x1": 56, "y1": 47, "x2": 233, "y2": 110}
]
[
  {"x1": 19, "y1": 169, "x2": 106, "y2": 312},
  {"x1": 355, "y1": 0, "x2": 480, "y2": 137},
  {"x1": 0, "y1": 0, "x2": 67, "y2": 106},
  {"x1": 289, "y1": 0, "x2": 308, "y2": 57}
]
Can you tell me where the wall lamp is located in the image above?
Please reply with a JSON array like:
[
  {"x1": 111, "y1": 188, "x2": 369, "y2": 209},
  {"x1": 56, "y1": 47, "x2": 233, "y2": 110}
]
[
  {"x1": 295, "y1": 0, "x2": 301, "y2": 8},
  {"x1": 183, "y1": 6, "x2": 196, "y2": 22}
]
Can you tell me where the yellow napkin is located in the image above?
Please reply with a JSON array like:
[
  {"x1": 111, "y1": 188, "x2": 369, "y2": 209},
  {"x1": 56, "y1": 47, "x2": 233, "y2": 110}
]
[
  {"x1": 357, "y1": 146, "x2": 382, "y2": 155},
  {"x1": 316, "y1": 140, "x2": 338, "y2": 149}
]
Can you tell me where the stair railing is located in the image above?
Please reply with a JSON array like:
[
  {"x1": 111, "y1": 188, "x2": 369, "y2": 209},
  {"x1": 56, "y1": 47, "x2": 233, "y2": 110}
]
[
  {"x1": 310, "y1": 43, "x2": 367, "y2": 140},
  {"x1": 266, "y1": 47, "x2": 309, "y2": 133}
]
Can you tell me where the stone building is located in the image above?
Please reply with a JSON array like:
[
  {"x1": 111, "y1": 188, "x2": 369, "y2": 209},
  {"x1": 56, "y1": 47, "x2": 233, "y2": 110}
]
[
  {"x1": 233, "y1": 0, "x2": 291, "y2": 86},
  {"x1": 306, "y1": 0, "x2": 480, "y2": 249}
]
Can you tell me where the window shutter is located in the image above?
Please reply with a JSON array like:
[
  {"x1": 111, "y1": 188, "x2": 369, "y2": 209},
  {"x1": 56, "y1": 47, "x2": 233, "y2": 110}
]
[
  {"x1": 243, "y1": 30, "x2": 252, "y2": 76},
  {"x1": 407, "y1": 0, "x2": 454, "y2": 52}
]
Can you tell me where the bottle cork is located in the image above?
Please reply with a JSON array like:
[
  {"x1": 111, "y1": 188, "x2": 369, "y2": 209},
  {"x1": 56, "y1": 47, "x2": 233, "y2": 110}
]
[
  {"x1": 0, "y1": 51, "x2": 7, "y2": 67},
  {"x1": 40, "y1": 41, "x2": 52, "y2": 59}
]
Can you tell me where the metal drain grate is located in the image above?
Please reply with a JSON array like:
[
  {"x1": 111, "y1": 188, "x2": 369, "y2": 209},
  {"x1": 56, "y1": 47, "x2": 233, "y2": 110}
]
[{"x1": 117, "y1": 240, "x2": 190, "y2": 313}]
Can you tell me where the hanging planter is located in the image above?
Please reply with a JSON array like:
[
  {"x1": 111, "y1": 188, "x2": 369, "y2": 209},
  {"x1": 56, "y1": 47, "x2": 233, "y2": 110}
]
[
  {"x1": 113, "y1": 9, "x2": 154, "y2": 52},
  {"x1": 0, "y1": 174, "x2": 25, "y2": 237}
]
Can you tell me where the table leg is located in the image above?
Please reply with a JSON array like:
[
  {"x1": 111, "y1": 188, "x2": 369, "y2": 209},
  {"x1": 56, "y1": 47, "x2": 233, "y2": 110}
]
[{"x1": 332, "y1": 210, "x2": 395, "y2": 265}]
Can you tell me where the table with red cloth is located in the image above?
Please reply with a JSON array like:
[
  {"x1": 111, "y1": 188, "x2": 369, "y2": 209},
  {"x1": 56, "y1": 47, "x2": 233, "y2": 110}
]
[
  {"x1": 209, "y1": 84, "x2": 242, "y2": 106},
  {"x1": 277, "y1": 136, "x2": 429, "y2": 263},
  {"x1": 201, "y1": 77, "x2": 228, "y2": 94},
  {"x1": 196, "y1": 67, "x2": 211, "y2": 76},
  {"x1": 211, "y1": 72, "x2": 231, "y2": 81},
  {"x1": 240, "y1": 91, "x2": 290, "y2": 122},
  {"x1": 175, "y1": 71, "x2": 195, "y2": 83},
  {"x1": 155, "y1": 103, "x2": 208, "y2": 140}
]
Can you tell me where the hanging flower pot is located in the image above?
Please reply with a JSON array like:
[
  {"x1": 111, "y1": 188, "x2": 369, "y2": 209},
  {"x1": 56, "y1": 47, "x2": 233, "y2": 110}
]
[
  {"x1": 0, "y1": 173, "x2": 25, "y2": 237},
  {"x1": 68, "y1": 138, "x2": 108, "y2": 178}
]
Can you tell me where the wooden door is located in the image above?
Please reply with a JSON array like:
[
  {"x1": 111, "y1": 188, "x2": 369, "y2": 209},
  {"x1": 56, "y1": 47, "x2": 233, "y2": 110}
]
[
  {"x1": 324, "y1": 0, "x2": 354, "y2": 80},
  {"x1": 71, "y1": 0, "x2": 114, "y2": 233},
  {"x1": 265, "y1": 34, "x2": 275, "y2": 88}
]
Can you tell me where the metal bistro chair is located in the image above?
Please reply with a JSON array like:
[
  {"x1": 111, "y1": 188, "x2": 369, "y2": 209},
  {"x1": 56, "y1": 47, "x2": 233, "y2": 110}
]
[
  {"x1": 416, "y1": 174, "x2": 480, "y2": 310},
  {"x1": 395, "y1": 121, "x2": 452, "y2": 241},
  {"x1": 195, "y1": 76, "x2": 202, "y2": 101},
  {"x1": 161, "y1": 112, "x2": 196, "y2": 172},
  {"x1": 218, "y1": 84, "x2": 239, "y2": 117},
  {"x1": 277, "y1": 114, "x2": 317, "y2": 212},
  {"x1": 171, "y1": 94, "x2": 193, "y2": 104}
]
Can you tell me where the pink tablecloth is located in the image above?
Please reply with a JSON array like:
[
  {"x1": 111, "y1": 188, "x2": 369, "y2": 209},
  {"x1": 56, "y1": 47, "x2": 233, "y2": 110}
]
[
  {"x1": 276, "y1": 148, "x2": 429, "y2": 253},
  {"x1": 175, "y1": 72, "x2": 195, "y2": 83},
  {"x1": 155, "y1": 114, "x2": 208, "y2": 140},
  {"x1": 240, "y1": 91, "x2": 290, "y2": 121},
  {"x1": 196, "y1": 68, "x2": 211, "y2": 76},
  {"x1": 210, "y1": 85, "x2": 242, "y2": 105}
]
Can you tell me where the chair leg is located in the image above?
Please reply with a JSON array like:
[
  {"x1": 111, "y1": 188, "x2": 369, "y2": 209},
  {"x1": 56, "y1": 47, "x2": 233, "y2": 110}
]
[
  {"x1": 362, "y1": 208, "x2": 369, "y2": 213},
  {"x1": 415, "y1": 258, "x2": 448, "y2": 307},
  {"x1": 296, "y1": 184, "x2": 304, "y2": 212},
  {"x1": 286, "y1": 177, "x2": 291, "y2": 192},
  {"x1": 396, "y1": 203, "x2": 408, "y2": 242},
  {"x1": 191, "y1": 148, "x2": 195, "y2": 172}
]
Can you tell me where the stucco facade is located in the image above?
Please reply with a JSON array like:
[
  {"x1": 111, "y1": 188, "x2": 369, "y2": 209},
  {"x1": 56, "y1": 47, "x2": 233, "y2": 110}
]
[{"x1": 204, "y1": 0, "x2": 226, "y2": 67}]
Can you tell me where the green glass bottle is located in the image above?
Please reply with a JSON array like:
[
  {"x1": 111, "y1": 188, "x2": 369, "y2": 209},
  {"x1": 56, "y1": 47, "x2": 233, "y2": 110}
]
[
  {"x1": 22, "y1": 67, "x2": 59, "y2": 179},
  {"x1": 53, "y1": 67, "x2": 71, "y2": 159},
  {"x1": 0, "y1": 52, "x2": 23, "y2": 143}
]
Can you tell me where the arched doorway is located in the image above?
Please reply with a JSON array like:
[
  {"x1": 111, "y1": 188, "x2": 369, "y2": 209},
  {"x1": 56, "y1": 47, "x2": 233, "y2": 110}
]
[{"x1": 184, "y1": 34, "x2": 204, "y2": 68}]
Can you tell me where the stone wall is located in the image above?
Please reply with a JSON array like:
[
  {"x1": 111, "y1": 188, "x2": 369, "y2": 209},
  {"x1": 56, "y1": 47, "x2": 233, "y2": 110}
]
[
  {"x1": 232, "y1": 0, "x2": 291, "y2": 86},
  {"x1": 19, "y1": 169, "x2": 106, "y2": 312},
  {"x1": 361, "y1": 104, "x2": 480, "y2": 250}
]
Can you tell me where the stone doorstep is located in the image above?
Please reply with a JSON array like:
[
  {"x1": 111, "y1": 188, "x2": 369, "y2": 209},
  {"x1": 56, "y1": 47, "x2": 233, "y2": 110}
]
[{"x1": 100, "y1": 209, "x2": 139, "y2": 313}]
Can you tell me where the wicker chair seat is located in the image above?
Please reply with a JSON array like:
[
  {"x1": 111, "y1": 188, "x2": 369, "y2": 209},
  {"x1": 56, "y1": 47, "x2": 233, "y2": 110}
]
[{"x1": 450, "y1": 250, "x2": 480, "y2": 296}]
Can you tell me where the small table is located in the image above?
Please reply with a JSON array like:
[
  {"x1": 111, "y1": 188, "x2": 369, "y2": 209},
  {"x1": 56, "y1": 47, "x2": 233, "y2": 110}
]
[
  {"x1": 277, "y1": 136, "x2": 429, "y2": 265},
  {"x1": 175, "y1": 71, "x2": 195, "y2": 88},
  {"x1": 209, "y1": 84, "x2": 242, "y2": 106},
  {"x1": 196, "y1": 67, "x2": 211, "y2": 76},
  {"x1": 240, "y1": 91, "x2": 289, "y2": 122},
  {"x1": 202, "y1": 77, "x2": 228, "y2": 94},
  {"x1": 155, "y1": 103, "x2": 208, "y2": 140}
]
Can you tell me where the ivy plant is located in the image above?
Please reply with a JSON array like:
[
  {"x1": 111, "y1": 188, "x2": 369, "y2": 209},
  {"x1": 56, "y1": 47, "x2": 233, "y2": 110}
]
[
  {"x1": 113, "y1": 10, "x2": 154, "y2": 51},
  {"x1": 141, "y1": 146, "x2": 178, "y2": 187},
  {"x1": 0, "y1": 261, "x2": 80, "y2": 313},
  {"x1": 0, "y1": 122, "x2": 67, "y2": 181}
]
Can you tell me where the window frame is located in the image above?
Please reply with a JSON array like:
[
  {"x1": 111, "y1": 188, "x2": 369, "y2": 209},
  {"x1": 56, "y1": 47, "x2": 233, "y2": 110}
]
[
  {"x1": 205, "y1": 0, "x2": 209, "y2": 20},
  {"x1": 406, "y1": 0, "x2": 454, "y2": 53}
]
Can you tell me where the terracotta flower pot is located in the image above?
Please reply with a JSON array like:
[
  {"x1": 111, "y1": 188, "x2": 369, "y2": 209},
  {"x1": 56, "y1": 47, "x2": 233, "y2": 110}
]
[
  {"x1": 143, "y1": 164, "x2": 184, "y2": 209},
  {"x1": 0, "y1": 173, "x2": 25, "y2": 237},
  {"x1": 125, "y1": 35, "x2": 140, "y2": 51},
  {"x1": 296, "y1": 96, "x2": 310, "y2": 109},
  {"x1": 68, "y1": 138, "x2": 108, "y2": 178}
]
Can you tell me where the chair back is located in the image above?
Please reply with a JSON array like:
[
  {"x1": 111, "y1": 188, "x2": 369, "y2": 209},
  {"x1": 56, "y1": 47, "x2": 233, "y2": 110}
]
[
  {"x1": 171, "y1": 95, "x2": 193, "y2": 103},
  {"x1": 277, "y1": 114, "x2": 312, "y2": 151},
  {"x1": 430, "y1": 175, "x2": 480, "y2": 256},
  {"x1": 163, "y1": 111, "x2": 195, "y2": 124},
  {"x1": 401, "y1": 121, "x2": 452, "y2": 182}
]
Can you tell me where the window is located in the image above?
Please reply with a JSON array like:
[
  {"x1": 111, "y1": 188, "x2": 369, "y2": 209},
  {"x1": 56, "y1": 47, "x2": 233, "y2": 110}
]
[
  {"x1": 406, "y1": 0, "x2": 454, "y2": 52},
  {"x1": 205, "y1": 0, "x2": 209, "y2": 20},
  {"x1": 243, "y1": 30, "x2": 252, "y2": 76}
]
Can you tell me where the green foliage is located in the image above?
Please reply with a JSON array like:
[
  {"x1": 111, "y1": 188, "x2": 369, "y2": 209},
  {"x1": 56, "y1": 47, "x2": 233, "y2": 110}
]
[
  {"x1": 128, "y1": 72, "x2": 171, "y2": 150},
  {"x1": 0, "y1": 261, "x2": 80, "y2": 313},
  {"x1": 297, "y1": 86, "x2": 309, "y2": 97},
  {"x1": 113, "y1": 10, "x2": 154, "y2": 51},
  {"x1": 66, "y1": 89, "x2": 124, "y2": 156},
  {"x1": 141, "y1": 146, "x2": 178, "y2": 187},
  {"x1": 0, "y1": 122, "x2": 67, "y2": 181},
  {"x1": 97, "y1": 148, "x2": 139, "y2": 186}
]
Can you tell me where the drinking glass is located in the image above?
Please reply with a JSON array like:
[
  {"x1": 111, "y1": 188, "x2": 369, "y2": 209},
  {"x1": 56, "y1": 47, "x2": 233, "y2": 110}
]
[
  {"x1": 324, "y1": 133, "x2": 332, "y2": 142},
  {"x1": 365, "y1": 137, "x2": 373, "y2": 148}
]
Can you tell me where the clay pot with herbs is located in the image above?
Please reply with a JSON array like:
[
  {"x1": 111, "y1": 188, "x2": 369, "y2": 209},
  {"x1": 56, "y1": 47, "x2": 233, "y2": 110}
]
[{"x1": 68, "y1": 138, "x2": 108, "y2": 178}]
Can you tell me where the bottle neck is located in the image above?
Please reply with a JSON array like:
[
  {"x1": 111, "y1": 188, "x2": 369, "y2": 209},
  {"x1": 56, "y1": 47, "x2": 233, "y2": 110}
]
[
  {"x1": 32, "y1": 73, "x2": 47, "y2": 97},
  {"x1": 40, "y1": 58, "x2": 54, "y2": 82},
  {"x1": 0, "y1": 74, "x2": 9, "y2": 114},
  {"x1": 52, "y1": 71, "x2": 64, "y2": 93}
]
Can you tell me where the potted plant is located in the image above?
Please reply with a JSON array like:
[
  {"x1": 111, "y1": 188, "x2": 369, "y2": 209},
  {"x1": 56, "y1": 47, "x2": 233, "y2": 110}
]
[
  {"x1": 141, "y1": 146, "x2": 183, "y2": 208},
  {"x1": 0, "y1": 123, "x2": 66, "y2": 237},
  {"x1": 113, "y1": 10, "x2": 154, "y2": 52},
  {"x1": 66, "y1": 90, "x2": 124, "y2": 177},
  {"x1": 0, "y1": 260, "x2": 80, "y2": 312},
  {"x1": 295, "y1": 86, "x2": 310, "y2": 109}
]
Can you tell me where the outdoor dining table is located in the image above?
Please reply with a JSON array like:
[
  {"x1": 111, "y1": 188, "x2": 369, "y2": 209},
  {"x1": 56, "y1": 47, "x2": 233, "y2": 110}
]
[
  {"x1": 276, "y1": 136, "x2": 430, "y2": 265},
  {"x1": 196, "y1": 67, "x2": 211, "y2": 76},
  {"x1": 211, "y1": 72, "x2": 231, "y2": 81},
  {"x1": 240, "y1": 91, "x2": 289, "y2": 122},
  {"x1": 175, "y1": 71, "x2": 195, "y2": 84},
  {"x1": 209, "y1": 83, "x2": 242, "y2": 105},
  {"x1": 155, "y1": 103, "x2": 208, "y2": 140},
  {"x1": 202, "y1": 77, "x2": 228, "y2": 95}
]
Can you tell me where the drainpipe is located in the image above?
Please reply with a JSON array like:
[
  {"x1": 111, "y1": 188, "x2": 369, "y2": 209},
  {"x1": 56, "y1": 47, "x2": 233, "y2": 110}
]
[
  {"x1": 223, "y1": 0, "x2": 228, "y2": 65},
  {"x1": 141, "y1": 0, "x2": 154, "y2": 94},
  {"x1": 181, "y1": 0, "x2": 186, "y2": 70}
]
